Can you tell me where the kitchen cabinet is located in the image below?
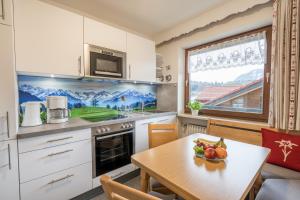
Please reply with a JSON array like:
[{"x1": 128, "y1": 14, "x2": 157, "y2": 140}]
[
  {"x1": 0, "y1": 24, "x2": 17, "y2": 141},
  {"x1": 14, "y1": 0, "x2": 84, "y2": 76},
  {"x1": 0, "y1": 140, "x2": 20, "y2": 200},
  {"x1": 84, "y1": 17, "x2": 126, "y2": 52},
  {"x1": 20, "y1": 162, "x2": 92, "y2": 200},
  {"x1": 127, "y1": 33, "x2": 156, "y2": 82},
  {"x1": 0, "y1": 0, "x2": 13, "y2": 26},
  {"x1": 135, "y1": 115, "x2": 177, "y2": 153},
  {"x1": 19, "y1": 139, "x2": 91, "y2": 183},
  {"x1": 18, "y1": 129, "x2": 92, "y2": 200}
]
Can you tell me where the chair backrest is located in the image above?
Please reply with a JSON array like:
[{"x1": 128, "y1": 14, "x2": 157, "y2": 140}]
[
  {"x1": 100, "y1": 175, "x2": 160, "y2": 200},
  {"x1": 206, "y1": 119, "x2": 269, "y2": 146},
  {"x1": 148, "y1": 123, "x2": 178, "y2": 148}
]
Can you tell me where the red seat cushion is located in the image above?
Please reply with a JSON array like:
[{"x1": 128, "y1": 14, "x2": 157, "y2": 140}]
[{"x1": 261, "y1": 128, "x2": 300, "y2": 172}]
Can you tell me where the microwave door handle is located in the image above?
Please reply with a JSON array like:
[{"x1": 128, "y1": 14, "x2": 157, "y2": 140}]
[{"x1": 94, "y1": 71, "x2": 122, "y2": 77}]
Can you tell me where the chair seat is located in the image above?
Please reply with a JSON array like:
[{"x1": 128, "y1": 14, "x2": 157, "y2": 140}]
[
  {"x1": 148, "y1": 191, "x2": 175, "y2": 200},
  {"x1": 151, "y1": 178, "x2": 174, "y2": 195},
  {"x1": 262, "y1": 163, "x2": 300, "y2": 179},
  {"x1": 255, "y1": 179, "x2": 300, "y2": 200}
]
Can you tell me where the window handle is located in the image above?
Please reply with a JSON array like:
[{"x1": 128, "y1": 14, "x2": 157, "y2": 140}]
[{"x1": 266, "y1": 72, "x2": 270, "y2": 83}]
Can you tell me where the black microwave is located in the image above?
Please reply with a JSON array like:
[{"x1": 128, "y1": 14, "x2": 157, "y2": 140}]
[{"x1": 84, "y1": 44, "x2": 126, "y2": 79}]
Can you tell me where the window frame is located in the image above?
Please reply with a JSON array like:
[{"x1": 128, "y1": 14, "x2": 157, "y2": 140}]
[{"x1": 184, "y1": 26, "x2": 272, "y2": 122}]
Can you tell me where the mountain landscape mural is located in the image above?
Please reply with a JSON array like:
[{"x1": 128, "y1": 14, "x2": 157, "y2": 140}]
[{"x1": 18, "y1": 75, "x2": 157, "y2": 121}]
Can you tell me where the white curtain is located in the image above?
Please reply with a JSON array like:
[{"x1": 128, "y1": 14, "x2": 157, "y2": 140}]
[
  {"x1": 268, "y1": 0, "x2": 300, "y2": 131},
  {"x1": 189, "y1": 32, "x2": 267, "y2": 72}
]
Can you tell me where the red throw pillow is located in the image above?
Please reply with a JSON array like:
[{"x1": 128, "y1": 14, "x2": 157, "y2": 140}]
[{"x1": 261, "y1": 128, "x2": 300, "y2": 172}]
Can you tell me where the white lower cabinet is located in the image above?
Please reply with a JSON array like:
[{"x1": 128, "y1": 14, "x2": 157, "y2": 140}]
[
  {"x1": 0, "y1": 140, "x2": 19, "y2": 200},
  {"x1": 19, "y1": 129, "x2": 92, "y2": 200},
  {"x1": 19, "y1": 139, "x2": 91, "y2": 183},
  {"x1": 135, "y1": 115, "x2": 177, "y2": 153},
  {"x1": 20, "y1": 162, "x2": 92, "y2": 200}
]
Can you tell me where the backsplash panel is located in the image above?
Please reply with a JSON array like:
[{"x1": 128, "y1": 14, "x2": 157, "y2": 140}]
[{"x1": 18, "y1": 75, "x2": 157, "y2": 118}]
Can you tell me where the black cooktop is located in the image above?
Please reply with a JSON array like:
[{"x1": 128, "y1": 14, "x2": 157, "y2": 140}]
[{"x1": 81, "y1": 114, "x2": 127, "y2": 122}]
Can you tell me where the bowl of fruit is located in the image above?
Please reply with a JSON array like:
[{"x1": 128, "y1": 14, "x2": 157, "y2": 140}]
[{"x1": 193, "y1": 137, "x2": 228, "y2": 162}]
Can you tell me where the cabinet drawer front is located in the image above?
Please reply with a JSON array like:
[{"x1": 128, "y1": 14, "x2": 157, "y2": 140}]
[
  {"x1": 18, "y1": 129, "x2": 91, "y2": 153},
  {"x1": 20, "y1": 162, "x2": 92, "y2": 200},
  {"x1": 19, "y1": 139, "x2": 91, "y2": 183}
]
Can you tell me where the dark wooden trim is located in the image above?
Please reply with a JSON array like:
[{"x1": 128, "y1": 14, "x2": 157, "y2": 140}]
[{"x1": 184, "y1": 25, "x2": 272, "y2": 122}]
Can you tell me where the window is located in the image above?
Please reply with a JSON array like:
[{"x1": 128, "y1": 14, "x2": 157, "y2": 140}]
[{"x1": 185, "y1": 26, "x2": 271, "y2": 121}]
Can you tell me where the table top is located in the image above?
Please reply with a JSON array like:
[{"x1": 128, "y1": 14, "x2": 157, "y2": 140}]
[{"x1": 131, "y1": 133, "x2": 270, "y2": 200}]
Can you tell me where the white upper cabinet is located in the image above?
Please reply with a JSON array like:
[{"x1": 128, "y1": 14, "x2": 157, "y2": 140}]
[
  {"x1": 0, "y1": 25, "x2": 17, "y2": 141},
  {"x1": 14, "y1": 0, "x2": 84, "y2": 76},
  {"x1": 84, "y1": 17, "x2": 126, "y2": 52},
  {"x1": 127, "y1": 33, "x2": 156, "y2": 82},
  {"x1": 0, "y1": 0, "x2": 13, "y2": 26}
]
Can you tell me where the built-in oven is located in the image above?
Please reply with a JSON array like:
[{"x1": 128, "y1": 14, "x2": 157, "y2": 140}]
[
  {"x1": 92, "y1": 122, "x2": 134, "y2": 178},
  {"x1": 85, "y1": 44, "x2": 126, "y2": 79}
]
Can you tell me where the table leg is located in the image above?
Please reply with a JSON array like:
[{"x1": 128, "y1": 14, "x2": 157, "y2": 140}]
[{"x1": 140, "y1": 169, "x2": 150, "y2": 193}]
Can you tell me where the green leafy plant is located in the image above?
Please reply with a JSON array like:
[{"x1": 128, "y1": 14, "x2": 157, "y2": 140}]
[{"x1": 188, "y1": 101, "x2": 202, "y2": 111}]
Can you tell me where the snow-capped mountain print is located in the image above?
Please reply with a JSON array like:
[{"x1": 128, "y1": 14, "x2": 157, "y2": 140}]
[{"x1": 18, "y1": 75, "x2": 157, "y2": 110}]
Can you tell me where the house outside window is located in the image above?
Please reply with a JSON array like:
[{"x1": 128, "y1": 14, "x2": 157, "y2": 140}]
[{"x1": 185, "y1": 26, "x2": 272, "y2": 121}]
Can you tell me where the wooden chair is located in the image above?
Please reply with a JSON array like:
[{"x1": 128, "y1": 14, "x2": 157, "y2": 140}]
[
  {"x1": 148, "y1": 123, "x2": 178, "y2": 195},
  {"x1": 148, "y1": 123, "x2": 178, "y2": 148},
  {"x1": 100, "y1": 175, "x2": 162, "y2": 200}
]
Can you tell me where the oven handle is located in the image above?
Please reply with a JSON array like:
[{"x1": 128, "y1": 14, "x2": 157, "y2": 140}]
[{"x1": 96, "y1": 130, "x2": 133, "y2": 140}]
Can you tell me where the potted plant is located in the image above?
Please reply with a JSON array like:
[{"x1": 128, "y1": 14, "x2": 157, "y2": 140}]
[{"x1": 188, "y1": 101, "x2": 202, "y2": 116}]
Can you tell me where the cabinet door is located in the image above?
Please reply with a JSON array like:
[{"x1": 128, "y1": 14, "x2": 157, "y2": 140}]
[
  {"x1": 84, "y1": 17, "x2": 126, "y2": 52},
  {"x1": 135, "y1": 119, "x2": 155, "y2": 153},
  {"x1": 14, "y1": 0, "x2": 84, "y2": 76},
  {"x1": 0, "y1": 25, "x2": 17, "y2": 141},
  {"x1": 19, "y1": 139, "x2": 92, "y2": 183},
  {"x1": 20, "y1": 162, "x2": 92, "y2": 200},
  {"x1": 0, "y1": 140, "x2": 19, "y2": 200},
  {"x1": 127, "y1": 33, "x2": 156, "y2": 82},
  {"x1": 0, "y1": 0, "x2": 12, "y2": 26},
  {"x1": 135, "y1": 115, "x2": 177, "y2": 153}
]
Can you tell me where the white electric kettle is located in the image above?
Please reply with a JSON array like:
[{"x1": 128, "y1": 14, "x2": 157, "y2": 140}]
[{"x1": 21, "y1": 101, "x2": 44, "y2": 127}]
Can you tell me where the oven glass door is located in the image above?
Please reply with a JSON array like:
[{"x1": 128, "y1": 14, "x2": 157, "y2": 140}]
[
  {"x1": 95, "y1": 130, "x2": 133, "y2": 177},
  {"x1": 90, "y1": 52, "x2": 123, "y2": 78}
]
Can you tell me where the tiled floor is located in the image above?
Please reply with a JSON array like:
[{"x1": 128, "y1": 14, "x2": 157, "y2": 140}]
[{"x1": 90, "y1": 176, "x2": 141, "y2": 200}]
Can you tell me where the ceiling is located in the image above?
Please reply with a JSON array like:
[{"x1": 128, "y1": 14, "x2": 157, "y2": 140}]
[{"x1": 47, "y1": 0, "x2": 230, "y2": 37}]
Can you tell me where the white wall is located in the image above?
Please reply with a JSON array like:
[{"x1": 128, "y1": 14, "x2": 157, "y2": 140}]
[{"x1": 155, "y1": 2, "x2": 273, "y2": 113}]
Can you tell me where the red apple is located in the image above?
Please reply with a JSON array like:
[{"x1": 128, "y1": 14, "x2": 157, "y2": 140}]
[{"x1": 204, "y1": 148, "x2": 216, "y2": 159}]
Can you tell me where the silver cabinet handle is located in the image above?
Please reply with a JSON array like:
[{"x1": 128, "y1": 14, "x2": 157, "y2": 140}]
[
  {"x1": 158, "y1": 119, "x2": 168, "y2": 122},
  {"x1": 7, "y1": 144, "x2": 11, "y2": 170},
  {"x1": 6, "y1": 112, "x2": 9, "y2": 138},
  {"x1": 0, "y1": 144, "x2": 11, "y2": 170},
  {"x1": 46, "y1": 136, "x2": 73, "y2": 143},
  {"x1": 141, "y1": 121, "x2": 155, "y2": 125},
  {"x1": 1, "y1": 0, "x2": 5, "y2": 20},
  {"x1": 129, "y1": 64, "x2": 131, "y2": 80},
  {"x1": 47, "y1": 174, "x2": 74, "y2": 185},
  {"x1": 78, "y1": 56, "x2": 82, "y2": 75},
  {"x1": 47, "y1": 149, "x2": 73, "y2": 157}
]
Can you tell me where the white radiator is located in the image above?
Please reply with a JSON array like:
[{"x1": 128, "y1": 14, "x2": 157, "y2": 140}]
[{"x1": 182, "y1": 123, "x2": 207, "y2": 137}]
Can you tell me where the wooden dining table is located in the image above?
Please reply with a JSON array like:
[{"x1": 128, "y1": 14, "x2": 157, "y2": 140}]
[{"x1": 131, "y1": 133, "x2": 270, "y2": 200}]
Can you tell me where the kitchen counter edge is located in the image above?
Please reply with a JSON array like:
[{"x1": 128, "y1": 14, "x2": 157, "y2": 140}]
[{"x1": 17, "y1": 112, "x2": 177, "y2": 139}]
